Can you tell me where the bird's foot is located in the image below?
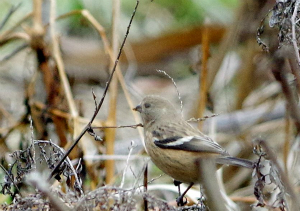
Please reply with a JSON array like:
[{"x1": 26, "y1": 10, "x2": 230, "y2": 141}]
[{"x1": 176, "y1": 195, "x2": 187, "y2": 206}]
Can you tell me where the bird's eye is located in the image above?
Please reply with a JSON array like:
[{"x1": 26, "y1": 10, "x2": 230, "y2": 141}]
[{"x1": 144, "y1": 103, "x2": 151, "y2": 108}]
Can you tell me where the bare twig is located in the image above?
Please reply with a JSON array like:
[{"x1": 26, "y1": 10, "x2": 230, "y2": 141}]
[
  {"x1": 0, "y1": 163, "x2": 21, "y2": 196},
  {"x1": 0, "y1": 43, "x2": 28, "y2": 62},
  {"x1": 143, "y1": 164, "x2": 148, "y2": 211},
  {"x1": 36, "y1": 140, "x2": 83, "y2": 195},
  {"x1": 104, "y1": 0, "x2": 121, "y2": 185},
  {"x1": 129, "y1": 160, "x2": 149, "y2": 204},
  {"x1": 92, "y1": 123, "x2": 143, "y2": 129},
  {"x1": 187, "y1": 114, "x2": 219, "y2": 122},
  {"x1": 156, "y1": 69, "x2": 183, "y2": 115},
  {"x1": 0, "y1": 12, "x2": 32, "y2": 42},
  {"x1": 0, "y1": 32, "x2": 30, "y2": 46},
  {"x1": 117, "y1": 69, "x2": 144, "y2": 141},
  {"x1": 55, "y1": 8, "x2": 144, "y2": 141},
  {"x1": 92, "y1": 88, "x2": 98, "y2": 108},
  {"x1": 50, "y1": 0, "x2": 79, "y2": 139},
  {"x1": 120, "y1": 141, "x2": 136, "y2": 188},
  {"x1": 0, "y1": 3, "x2": 22, "y2": 31},
  {"x1": 48, "y1": 0, "x2": 140, "y2": 181}
]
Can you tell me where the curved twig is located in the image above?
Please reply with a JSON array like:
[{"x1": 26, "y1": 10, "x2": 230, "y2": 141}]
[{"x1": 48, "y1": 0, "x2": 140, "y2": 181}]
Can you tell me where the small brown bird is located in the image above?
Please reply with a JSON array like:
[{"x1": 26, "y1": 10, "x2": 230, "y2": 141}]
[{"x1": 133, "y1": 95, "x2": 253, "y2": 206}]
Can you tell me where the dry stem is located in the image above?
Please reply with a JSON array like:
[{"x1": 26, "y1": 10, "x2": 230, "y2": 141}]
[
  {"x1": 105, "y1": 0, "x2": 120, "y2": 185},
  {"x1": 48, "y1": 0, "x2": 140, "y2": 181},
  {"x1": 50, "y1": 0, "x2": 79, "y2": 140}
]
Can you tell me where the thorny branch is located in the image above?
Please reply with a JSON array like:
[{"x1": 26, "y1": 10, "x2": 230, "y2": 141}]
[{"x1": 48, "y1": 0, "x2": 140, "y2": 181}]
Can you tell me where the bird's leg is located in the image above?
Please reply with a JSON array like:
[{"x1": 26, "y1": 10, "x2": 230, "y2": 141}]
[
  {"x1": 176, "y1": 182, "x2": 194, "y2": 206},
  {"x1": 173, "y1": 180, "x2": 182, "y2": 196}
]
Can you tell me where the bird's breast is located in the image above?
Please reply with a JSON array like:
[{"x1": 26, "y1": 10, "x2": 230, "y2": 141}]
[{"x1": 144, "y1": 132, "x2": 216, "y2": 183}]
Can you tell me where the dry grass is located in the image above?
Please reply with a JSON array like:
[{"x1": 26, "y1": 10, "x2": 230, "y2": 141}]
[{"x1": 1, "y1": 0, "x2": 300, "y2": 210}]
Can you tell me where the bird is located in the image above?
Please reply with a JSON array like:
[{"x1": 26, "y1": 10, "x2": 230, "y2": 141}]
[{"x1": 133, "y1": 95, "x2": 254, "y2": 206}]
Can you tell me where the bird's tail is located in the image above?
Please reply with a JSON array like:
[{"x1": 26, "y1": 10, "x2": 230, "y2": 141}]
[{"x1": 216, "y1": 156, "x2": 254, "y2": 169}]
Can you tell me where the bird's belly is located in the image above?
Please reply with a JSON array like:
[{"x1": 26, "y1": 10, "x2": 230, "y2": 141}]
[{"x1": 146, "y1": 142, "x2": 205, "y2": 183}]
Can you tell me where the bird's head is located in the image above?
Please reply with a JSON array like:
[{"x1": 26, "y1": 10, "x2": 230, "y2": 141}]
[{"x1": 133, "y1": 95, "x2": 180, "y2": 125}]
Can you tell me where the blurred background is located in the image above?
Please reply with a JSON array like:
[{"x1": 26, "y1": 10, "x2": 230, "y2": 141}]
[{"x1": 0, "y1": 0, "x2": 299, "y2": 210}]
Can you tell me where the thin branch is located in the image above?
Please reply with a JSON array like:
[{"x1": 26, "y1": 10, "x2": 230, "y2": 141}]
[
  {"x1": 80, "y1": 8, "x2": 144, "y2": 141},
  {"x1": 104, "y1": 0, "x2": 121, "y2": 185},
  {"x1": 156, "y1": 69, "x2": 183, "y2": 115},
  {"x1": 0, "y1": 32, "x2": 30, "y2": 46},
  {"x1": 187, "y1": 114, "x2": 219, "y2": 122},
  {"x1": 92, "y1": 123, "x2": 143, "y2": 129},
  {"x1": 54, "y1": 8, "x2": 144, "y2": 142},
  {"x1": 50, "y1": 0, "x2": 79, "y2": 139},
  {"x1": 0, "y1": 12, "x2": 32, "y2": 42},
  {"x1": 143, "y1": 163, "x2": 148, "y2": 211},
  {"x1": 36, "y1": 140, "x2": 83, "y2": 195},
  {"x1": 0, "y1": 163, "x2": 21, "y2": 196},
  {"x1": 0, "y1": 43, "x2": 28, "y2": 62},
  {"x1": 0, "y1": 3, "x2": 22, "y2": 31},
  {"x1": 90, "y1": 0, "x2": 139, "y2": 124},
  {"x1": 50, "y1": 0, "x2": 78, "y2": 118},
  {"x1": 120, "y1": 141, "x2": 135, "y2": 188},
  {"x1": 48, "y1": 0, "x2": 140, "y2": 181}
]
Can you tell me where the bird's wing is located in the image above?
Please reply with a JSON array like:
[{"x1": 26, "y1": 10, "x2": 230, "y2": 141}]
[
  {"x1": 154, "y1": 135, "x2": 228, "y2": 155},
  {"x1": 151, "y1": 122, "x2": 228, "y2": 155}
]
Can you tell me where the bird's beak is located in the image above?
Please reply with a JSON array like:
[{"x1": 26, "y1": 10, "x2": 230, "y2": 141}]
[{"x1": 133, "y1": 104, "x2": 142, "y2": 113}]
